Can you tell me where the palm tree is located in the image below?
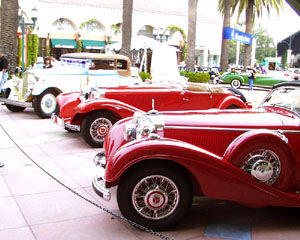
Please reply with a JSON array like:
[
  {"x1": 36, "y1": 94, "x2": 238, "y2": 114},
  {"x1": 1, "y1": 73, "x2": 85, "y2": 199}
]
[
  {"x1": 0, "y1": 0, "x2": 19, "y2": 73},
  {"x1": 219, "y1": 0, "x2": 233, "y2": 71},
  {"x1": 186, "y1": 0, "x2": 198, "y2": 72},
  {"x1": 232, "y1": 0, "x2": 283, "y2": 67},
  {"x1": 120, "y1": 0, "x2": 133, "y2": 60}
]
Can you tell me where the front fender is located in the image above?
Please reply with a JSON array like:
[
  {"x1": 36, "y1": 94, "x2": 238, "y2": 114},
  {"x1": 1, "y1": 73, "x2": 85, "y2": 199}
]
[
  {"x1": 223, "y1": 129, "x2": 292, "y2": 162},
  {"x1": 32, "y1": 84, "x2": 61, "y2": 96},
  {"x1": 2, "y1": 79, "x2": 14, "y2": 89},
  {"x1": 75, "y1": 98, "x2": 144, "y2": 119},
  {"x1": 105, "y1": 138, "x2": 223, "y2": 183},
  {"x1": 57, "y1": 92, "x2": 81, "y2": 118},
  {"x1": 216, "y1": 95, "x2": 249, "y2": 109},
  {"x1": 105, "y1": 136, "x2": 300, "y2": 207}
]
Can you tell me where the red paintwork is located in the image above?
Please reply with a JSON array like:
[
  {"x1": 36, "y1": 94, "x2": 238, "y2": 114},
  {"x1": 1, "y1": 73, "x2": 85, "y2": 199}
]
[
  {"x1": 56, "y1": 85, "x2": 251, "y2": 127},
  {"x1": 102, "y1": 105, "x2": 300, "y2": 208}
]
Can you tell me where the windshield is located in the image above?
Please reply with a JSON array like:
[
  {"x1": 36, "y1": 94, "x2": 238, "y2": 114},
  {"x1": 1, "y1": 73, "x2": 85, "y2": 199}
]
[{"x1": 261, "y1": 86, "x2": 300, "y2": 114}]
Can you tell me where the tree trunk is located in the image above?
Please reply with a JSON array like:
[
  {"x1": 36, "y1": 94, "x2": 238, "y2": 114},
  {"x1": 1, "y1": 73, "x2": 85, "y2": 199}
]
[
  {"x1": 186, "y1": 0, "x2": 198, "y2": 72},
  {"x1": 0, "y1": 0, "x2": 19, "y2": 73},
  {"x1": 243, "y1": 0, "x2": 254, "y2": 68},
  {"x1": 220, "y1": 0, "x2": 232, "y2": 72},
  {"x1": 120, "y1": 0, "x2": 133, "y2": 60}
]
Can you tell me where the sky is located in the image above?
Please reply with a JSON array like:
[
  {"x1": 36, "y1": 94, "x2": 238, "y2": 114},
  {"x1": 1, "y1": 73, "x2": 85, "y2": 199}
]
[
  {"x1": 22, "y1": 0, "x2": 299, "y2": 44},
  {"x1": 196, "y1": 0, "x2": 300, "y2": 44}
]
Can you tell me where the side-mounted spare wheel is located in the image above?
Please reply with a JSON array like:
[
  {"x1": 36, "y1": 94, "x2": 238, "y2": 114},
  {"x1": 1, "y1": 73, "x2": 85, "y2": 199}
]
[
  {"x1": 231, "y1": 142, "x2": 292, "y2": 191},
  {"x1": 117, "y1": 161, "x2": 193, "y2": 231},
  {"x1": 3, "y1": 89, "x2": 26, "y2": 112},
  {"x1": 33, "y1": 89, "x2": 59, "y2": 119},
  {"x1": 81, "y1": 111, "x2": 117, "y2": 148}
]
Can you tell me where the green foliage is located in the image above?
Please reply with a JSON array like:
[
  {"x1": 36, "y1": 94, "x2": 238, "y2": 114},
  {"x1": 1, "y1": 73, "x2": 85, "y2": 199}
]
[
  {"x1": 254, "y1": 24, "x2": 276, "y2": 63},
  {"x1": 139, "y1": 72, "x2": 151, "y2": 81},
  {"x1": 18, "y1": 38, "x2": 22, "y2": 66},
  {"x1": 111, "y1": 23, "x2": 121, "y2": 34},
  {"x1": 26, "y1": 34, "x2": 39, "y2": 68},
  {"x1": 180, "y1": 71, "x2": 210, "y2": 83},
  {"x1": 79, "y1": 18, "x2": 97, "y2": 30},
  {"x1": 77, "y1": 40, "x2": 82, "y2": 53},
  {"x1": 167, "y1": 25, "x2": 187, "y2": 61}
]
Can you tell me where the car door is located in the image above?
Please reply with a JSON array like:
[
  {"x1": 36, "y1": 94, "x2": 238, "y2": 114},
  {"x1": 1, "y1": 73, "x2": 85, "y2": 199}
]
[{"x1": 175, "y1": 88, "x2": 211, "y2": 110}]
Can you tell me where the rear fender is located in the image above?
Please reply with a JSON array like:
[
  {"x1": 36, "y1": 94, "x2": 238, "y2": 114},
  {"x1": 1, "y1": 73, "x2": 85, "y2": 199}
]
[
  {"x1": 216, "y1": 95, "x2": 249, "y2": 109},
  {"x1": 223, "y1": 129, "x2": 293, "y2": 162}
]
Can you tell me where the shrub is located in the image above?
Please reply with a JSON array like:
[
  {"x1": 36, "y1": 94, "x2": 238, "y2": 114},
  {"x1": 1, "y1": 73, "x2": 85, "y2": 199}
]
[
  {"x1": 139, "y1": 72, "x2": 151, "y2": 82},
  {"x1": 180, "y1": 71, "x2": 210, "y2": 83}
]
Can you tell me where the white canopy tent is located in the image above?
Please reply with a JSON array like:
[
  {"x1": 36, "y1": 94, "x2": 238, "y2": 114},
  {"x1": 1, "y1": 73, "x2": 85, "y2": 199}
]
[{"x1": 105, "y1": 35, "x2": 183, "y2": 85}]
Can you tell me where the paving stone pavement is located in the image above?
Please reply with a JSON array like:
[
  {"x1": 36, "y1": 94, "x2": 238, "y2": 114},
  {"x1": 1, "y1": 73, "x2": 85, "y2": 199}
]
[{"x1": 0, "y1": 93, "x2": 299, "y2": 240}]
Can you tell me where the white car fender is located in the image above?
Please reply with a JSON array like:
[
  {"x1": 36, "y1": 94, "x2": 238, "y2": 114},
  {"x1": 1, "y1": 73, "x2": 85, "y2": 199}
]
[
  {"x1": 32, "y1": 83, "x2": 61, "y2": 96},
  {"x1": 2, "y1": 79, "x2": 15, "y2": 90}
]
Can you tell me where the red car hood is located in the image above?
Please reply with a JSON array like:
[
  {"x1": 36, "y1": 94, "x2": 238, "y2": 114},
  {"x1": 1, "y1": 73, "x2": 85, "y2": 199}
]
[{"x1": 162, "y1": 107, "x2": 300, "y2": 131}]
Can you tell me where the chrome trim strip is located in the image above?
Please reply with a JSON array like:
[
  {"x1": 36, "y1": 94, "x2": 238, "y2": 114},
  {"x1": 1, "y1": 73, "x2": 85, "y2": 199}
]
[
  {"x1": 101, "y1": 103, "x2": 136, "y2": 113},
  {"x1": 164, "y1": 126, "x2": 300, "y2": 134}
]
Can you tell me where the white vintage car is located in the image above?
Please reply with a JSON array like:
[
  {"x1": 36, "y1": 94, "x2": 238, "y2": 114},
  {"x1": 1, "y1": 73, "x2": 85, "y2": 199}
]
[{"x1": 0, "y1": 53, "x2": 141, "y2": 118}]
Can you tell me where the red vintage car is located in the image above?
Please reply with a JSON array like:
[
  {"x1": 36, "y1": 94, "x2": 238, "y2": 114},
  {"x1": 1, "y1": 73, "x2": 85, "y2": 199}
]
[
  {"x1": 53, "y1": 83, "x2": 251, "y2": 147},
  {"x1": 92, "y1": 81, "x2": 300, "y2": 231}
]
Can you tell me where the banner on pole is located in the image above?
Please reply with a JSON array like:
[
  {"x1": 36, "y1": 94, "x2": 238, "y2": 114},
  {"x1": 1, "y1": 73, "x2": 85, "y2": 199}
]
[{"x1": 223, "y1": 27, "x2": 253, "y2": 45}]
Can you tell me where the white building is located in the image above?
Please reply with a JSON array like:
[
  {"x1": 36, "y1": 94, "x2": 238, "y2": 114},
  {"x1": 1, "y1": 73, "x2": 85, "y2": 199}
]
[{"x1": 19, "y1": 0, "x2": 223, "y2": 67}]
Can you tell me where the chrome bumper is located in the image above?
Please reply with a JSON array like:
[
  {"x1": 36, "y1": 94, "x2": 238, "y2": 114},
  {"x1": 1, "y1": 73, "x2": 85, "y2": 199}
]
[
  {"x1": 92, "y1": 151, "x2": 111, "y2": 201},
  {"x1": 51, "y1": 114, "x2": 80, "y2": 132}
]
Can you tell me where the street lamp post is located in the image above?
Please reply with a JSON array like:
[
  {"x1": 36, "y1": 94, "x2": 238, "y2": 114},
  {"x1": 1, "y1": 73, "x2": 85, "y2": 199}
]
[
  {"x1": 153, "y1": 28, "x2": 170, "y2": 42},
  {"x1": 18, "y1": 6, "x2": 38, "y2": 72}
]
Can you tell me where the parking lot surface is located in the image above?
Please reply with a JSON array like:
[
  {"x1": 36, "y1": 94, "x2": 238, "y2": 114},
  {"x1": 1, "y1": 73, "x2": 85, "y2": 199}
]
[{"x1": 0, "y1": 87, "x2": 299, "y2": 240}]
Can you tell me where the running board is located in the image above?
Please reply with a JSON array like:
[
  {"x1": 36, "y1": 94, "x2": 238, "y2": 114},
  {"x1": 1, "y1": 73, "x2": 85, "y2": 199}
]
[{"x1": 0, "y1": 98, "x2": 33, "y2": 108}]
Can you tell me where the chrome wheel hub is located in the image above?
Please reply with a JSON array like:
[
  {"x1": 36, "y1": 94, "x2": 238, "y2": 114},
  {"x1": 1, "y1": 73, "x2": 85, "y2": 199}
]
[
  {"x1": 90, "y1": 118, "x2": 112, "y2": 142},
  {"x1": 241, "y1": 149, "x2": 281, "y2": 185},
  {"x1": 145, "y1": 190, "x2": 168, "y2": 210},
  {"x1": 132, "y1": 175, "x2": 179, "y2": 220}
]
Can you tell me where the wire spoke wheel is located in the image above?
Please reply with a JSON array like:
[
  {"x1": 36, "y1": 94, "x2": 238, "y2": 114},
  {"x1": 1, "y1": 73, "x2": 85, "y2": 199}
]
[
  {"x1": 90, "y1": 117, "x2": 113, "y2": 142},
  {"x1": 132, "y1": 175, "x2": 179, "y2": 220}
]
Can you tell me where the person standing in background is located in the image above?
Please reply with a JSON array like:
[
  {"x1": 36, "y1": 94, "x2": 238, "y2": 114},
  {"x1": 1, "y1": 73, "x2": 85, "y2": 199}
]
[
  {"x1": 247, "y1": 66, "x2": 256, "y2": 91},
  {"x1": 0, "y1": 49, "x2": 8, "y2": 95}
]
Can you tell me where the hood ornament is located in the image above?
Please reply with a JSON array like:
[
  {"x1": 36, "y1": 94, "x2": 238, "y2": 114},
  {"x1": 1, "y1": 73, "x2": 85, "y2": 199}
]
[{"x1": 148, "y1": 99, "x2": 159, "y2": 114}]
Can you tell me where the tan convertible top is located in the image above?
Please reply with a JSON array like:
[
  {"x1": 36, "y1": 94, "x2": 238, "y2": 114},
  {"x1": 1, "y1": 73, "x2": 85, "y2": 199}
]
[
  {"x1": 186, "y1": 82, "x2": 224, "y2": 93},
  {"x1": 61, "y1": 53, "x2": 130, "y2": 61}
]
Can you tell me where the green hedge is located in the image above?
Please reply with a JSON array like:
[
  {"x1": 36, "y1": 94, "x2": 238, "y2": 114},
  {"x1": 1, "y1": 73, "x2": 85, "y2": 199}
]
[
  {"x1": 26, "y1": 34, "x2": 39, "y2": 68},
  {"x1": 139, "y1": 72, "x2": 151, "y2": 81},
  {"x1": 180, "y1": 71, "x2": 210, "y2": 83}
]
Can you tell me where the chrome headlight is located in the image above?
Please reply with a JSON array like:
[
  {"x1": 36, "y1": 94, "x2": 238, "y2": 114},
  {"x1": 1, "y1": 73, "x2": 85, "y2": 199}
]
[
  {"x1": 124, "y1": 111, "x2": 164, "y2": 141},
  {"x1": 93, "y1": 151, "x2": 106, "y2": 167},
  {"x1": 80, "y1": 87, "x2": 106, "y2": 101}
]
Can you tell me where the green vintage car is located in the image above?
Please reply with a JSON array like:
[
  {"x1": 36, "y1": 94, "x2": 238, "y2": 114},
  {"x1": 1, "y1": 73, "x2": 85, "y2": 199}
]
[{"x1": 220, "y1": 72, "x2": 291, "y2": 89}]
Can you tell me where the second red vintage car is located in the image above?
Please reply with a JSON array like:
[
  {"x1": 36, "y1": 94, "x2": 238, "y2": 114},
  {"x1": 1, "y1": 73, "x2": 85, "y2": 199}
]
[
  {"x1": 53, "y1": 83, "x2": 251, "y2": 147},
  {"x1": 92, "y1": 81, "x2": 300, "y2": 230}
]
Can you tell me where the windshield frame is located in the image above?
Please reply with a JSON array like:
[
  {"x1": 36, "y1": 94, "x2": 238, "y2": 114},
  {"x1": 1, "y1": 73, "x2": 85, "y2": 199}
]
[{"x1": 260, "y1": 85, "x2": 300, "y2": 116}]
